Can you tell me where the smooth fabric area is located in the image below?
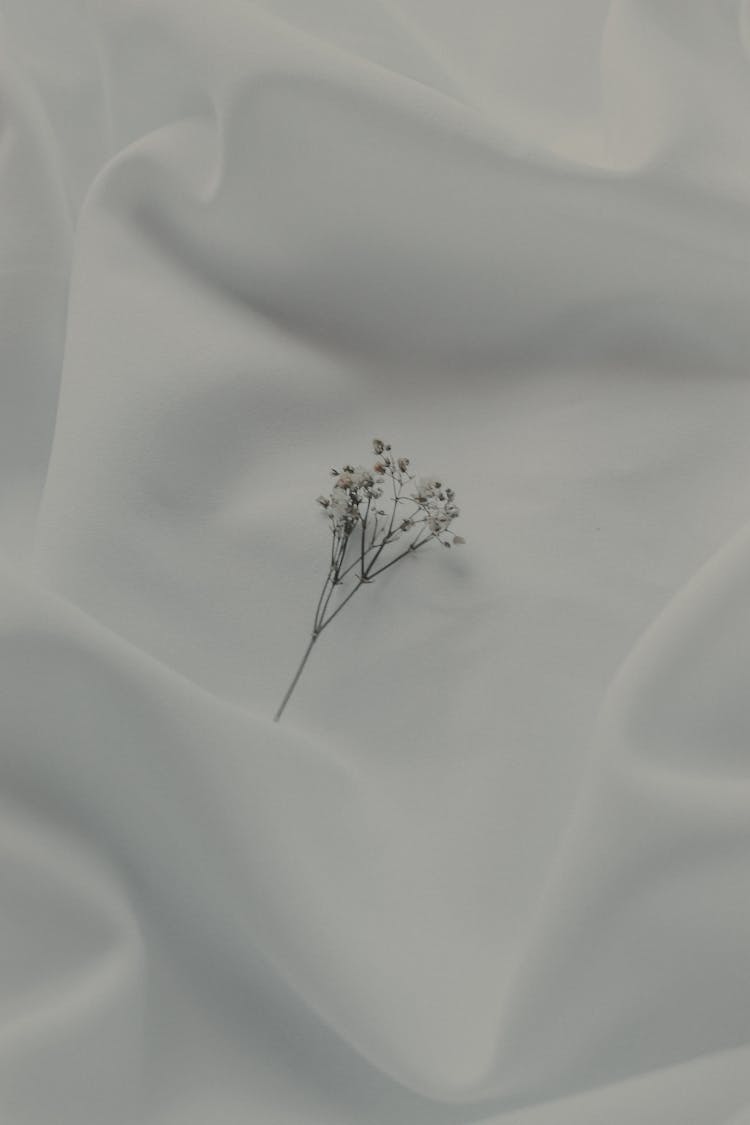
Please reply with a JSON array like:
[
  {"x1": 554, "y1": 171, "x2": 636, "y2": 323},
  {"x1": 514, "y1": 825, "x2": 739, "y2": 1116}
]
[{"x1": 2, "y1": 2, "x2": 750, "y2": 1122}]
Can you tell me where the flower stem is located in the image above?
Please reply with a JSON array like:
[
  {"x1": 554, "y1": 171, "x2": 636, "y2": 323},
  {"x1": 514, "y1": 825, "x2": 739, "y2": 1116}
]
[
  {"x1": 276, "y1": 442, "x2": 461, "y2": 722},
  {"x1": 273, "y1": 632, "x2": 319, "y2": 722},
  {"x1": 317, "y1": 578, "x2": 364, "y2": 631},
  {"x1": 367, "y1": 531, "x2": 431, "y2": 578}
]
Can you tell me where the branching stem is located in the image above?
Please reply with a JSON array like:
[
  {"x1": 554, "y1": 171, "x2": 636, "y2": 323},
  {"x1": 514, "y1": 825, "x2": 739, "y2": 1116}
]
[{"x1": 273, "y1": 445, "x2": 460, "y2": 722}]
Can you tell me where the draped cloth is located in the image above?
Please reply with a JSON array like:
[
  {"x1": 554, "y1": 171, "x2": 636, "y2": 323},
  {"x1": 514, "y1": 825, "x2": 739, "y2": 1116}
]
[{"x1": 2, "y1": 2, "x2": 750, "y2": 1121}]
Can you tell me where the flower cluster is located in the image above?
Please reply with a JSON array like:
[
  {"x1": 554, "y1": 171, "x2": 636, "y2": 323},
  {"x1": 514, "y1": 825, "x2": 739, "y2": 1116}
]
[
  {"x1": 274, "y1": 439, "x2": 464, "y2": 721},
  {"x1": 315, "y1": 440, "x2": 464, "y2": 547},
  {"x1": 411, "y1": 477, "x2": 462, "y2": 544},
  {"x1": 316, "y1": 462, "x2": 384, "y2": 535}
]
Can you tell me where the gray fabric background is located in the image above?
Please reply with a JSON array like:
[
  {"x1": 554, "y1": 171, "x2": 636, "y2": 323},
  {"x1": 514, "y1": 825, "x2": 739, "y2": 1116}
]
[{"x1": 2, "y1": 2, "x2": 750, "y2": 1121}]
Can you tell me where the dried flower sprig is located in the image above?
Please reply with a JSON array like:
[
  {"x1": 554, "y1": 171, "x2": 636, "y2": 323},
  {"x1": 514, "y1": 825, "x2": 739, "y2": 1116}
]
[{"x1": 274, "y1": 439, "x2": 464, "y2": 722}]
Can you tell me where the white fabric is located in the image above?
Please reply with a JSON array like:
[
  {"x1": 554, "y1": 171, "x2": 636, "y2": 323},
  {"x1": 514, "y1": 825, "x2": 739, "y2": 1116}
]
[{"x1": 2, "y1": 1, "x2": 750, "y2": 1121}]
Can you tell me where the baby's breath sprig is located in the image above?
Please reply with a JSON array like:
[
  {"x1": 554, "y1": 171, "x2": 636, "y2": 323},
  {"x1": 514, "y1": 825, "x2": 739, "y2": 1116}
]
[{"x1": 273, "y1": 439, "x2": 464, "y2": 722}]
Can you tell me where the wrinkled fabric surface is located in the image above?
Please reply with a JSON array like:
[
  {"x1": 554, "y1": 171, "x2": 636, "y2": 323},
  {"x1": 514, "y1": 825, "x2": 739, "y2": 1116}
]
[{"x1": 2, "y1": 2, "x2": 750, "y2": 1122}]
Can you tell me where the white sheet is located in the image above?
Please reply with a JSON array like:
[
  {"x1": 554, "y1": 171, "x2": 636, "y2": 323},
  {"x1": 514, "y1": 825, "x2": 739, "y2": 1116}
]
[{"x1": 2, "y1": 2, "x2": 750, "y2": 1121}]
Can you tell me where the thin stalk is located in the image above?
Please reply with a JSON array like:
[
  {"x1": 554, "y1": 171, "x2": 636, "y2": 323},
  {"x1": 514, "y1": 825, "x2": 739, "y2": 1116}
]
[
  {"x1": 313, "y1": 567, "x2": 334, "y2": 633},
  {"x1": 366, "y1": 531, "x2": 431, "y2": 578},
  {"x1": 360, "y1": 497, "x2": 371, "y2": 578},
  {"x1": 367, "y1": 480, "x2": 404, "y2": 573},
  {"x1": 317, "y1": 578, "x2": 364, "y2": 632},
  {"x1": 274, "y1": 576, "x2": 365, "y2": 722},
  {"x1": 317, "y1": 530, "x2": 350, "y2": 628},
  {"x1": 273, "y1": 632, "x2": 319, "y2": 722}
]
